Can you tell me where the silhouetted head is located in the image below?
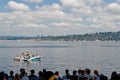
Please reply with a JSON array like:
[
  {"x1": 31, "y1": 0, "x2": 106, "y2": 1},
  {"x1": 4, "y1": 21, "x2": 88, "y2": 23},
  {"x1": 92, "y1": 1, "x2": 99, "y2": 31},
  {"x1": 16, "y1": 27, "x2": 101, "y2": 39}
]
[
  {"x1": 111, "y1": 71, "x2": 117, "y2": 77},
  {"x1": 81, "y1": 70, "x2": 85, "y2": 75},
  {"x1": 78, "y1": 69, "x2": 81, "y2": 74},
  {"x1": 30, "y1": 69, "x2": 35, "y2": 75},
  {"x1": 43, "y1": 69, "x2": 46, "y2": 73},
  {"x1": 85, "y1": 68, "x2": 91, "y2": 74},
  {"x1": 38, "y1": 71, "x2": 43, "y2": 76},
  {"x1": 20, "y1": 68, "x2": 25, "y2": 73},
  {"x1": 73, "y1": 70, "x2": 77, "y2": 75},
  {"x1": 10, "y1": 70, "x2": 14, "y2": 76},
  {"x1": 65, "y1": 69, "x2": 69, "y2": 74},
  {"x1": 94, "y1": 70, "x2": 99, "y2": 76},
  {"x1": 55, "y1": 71, "x2": 59, "y2": 76}
]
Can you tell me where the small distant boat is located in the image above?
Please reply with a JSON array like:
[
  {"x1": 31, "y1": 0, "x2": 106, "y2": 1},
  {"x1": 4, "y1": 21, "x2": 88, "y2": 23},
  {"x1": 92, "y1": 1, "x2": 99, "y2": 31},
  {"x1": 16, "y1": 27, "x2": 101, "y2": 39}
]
[{"x1": 14, "y1": 52, "x2": 41, "y2": 61}]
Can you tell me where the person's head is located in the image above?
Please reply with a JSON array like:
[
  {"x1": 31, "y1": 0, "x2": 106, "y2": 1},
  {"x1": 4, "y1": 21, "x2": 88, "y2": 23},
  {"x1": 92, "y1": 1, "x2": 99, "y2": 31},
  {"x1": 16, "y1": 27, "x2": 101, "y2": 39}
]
[
  {"x1": 30, "y1": 69, "x2": 35, "y2": 75},
  {"x1": 85, "y1": 68, "x2": 91, "y2": 75},
  {"x1": 10, "y1": 70, "x2": 14, "y2": 76},
  {"x1": 65, "y1": 69, "x2": 69, "y2": 74},
  {"x1": 0, "y1": 71, "x2": 5, "y2": 80},
  {"x1": 55, "y1": 71, "x2": 59, "y2": 76},
  {"x1": 20, "y1": 68, "x2": 25, "y2": 73},
  {"x1": 73, "y1": 70, "x2": 77, "y2": 75},
  {"x1": 43, "y1": 69, "x2": 46, "y2": 73},
  {"x1": 94, "y1": 70, "x2": 99, "y2": 76},
  {"x1": 38, "y1": 71, "x2": 43, "y2": 76},
  {"x1": 111, "y1": 71, "x2": 117, "y2": 77},
  {"x1": 14, "y1": 73, "x2": 20, "y2": 79},
  {"x1": 78, "y1": 69, "x2": 81, "y2": 74},
  {"x1": 81, "y1": 70, "x2": 85, "y2": 75}
]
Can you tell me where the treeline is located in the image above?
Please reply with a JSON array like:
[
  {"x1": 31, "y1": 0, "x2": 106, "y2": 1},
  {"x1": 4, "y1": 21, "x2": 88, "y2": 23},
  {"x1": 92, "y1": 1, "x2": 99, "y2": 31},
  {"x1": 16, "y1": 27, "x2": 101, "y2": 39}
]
[
  {"x1": 0, "y1": 31, "x2": 120, "y2": 41},
  {"x1": 38, "y1": 31, "x2": 120, "y2": 41}
]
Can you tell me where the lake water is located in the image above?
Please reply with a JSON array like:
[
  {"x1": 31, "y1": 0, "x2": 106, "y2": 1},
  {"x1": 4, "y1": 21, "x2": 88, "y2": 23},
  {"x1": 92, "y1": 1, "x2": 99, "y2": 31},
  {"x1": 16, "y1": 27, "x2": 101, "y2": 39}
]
[{"x1": 0, "y1": 40, "x2": 120, "y2": 78}]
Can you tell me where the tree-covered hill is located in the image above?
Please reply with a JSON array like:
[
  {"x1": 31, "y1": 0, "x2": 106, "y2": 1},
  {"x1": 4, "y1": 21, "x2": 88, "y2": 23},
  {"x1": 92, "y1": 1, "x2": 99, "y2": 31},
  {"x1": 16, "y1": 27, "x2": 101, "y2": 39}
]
[
  {"x1": 48, "y1": 31, "x2": 120, "y2": 41},
  {"x1": 0, "y1": 31, "x2": 120, "y2": 41}
]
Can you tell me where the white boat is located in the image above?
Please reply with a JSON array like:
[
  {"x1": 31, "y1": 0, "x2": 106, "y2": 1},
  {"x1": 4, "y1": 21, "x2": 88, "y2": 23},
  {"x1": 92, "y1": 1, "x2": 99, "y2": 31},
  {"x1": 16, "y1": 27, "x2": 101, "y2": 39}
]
[
  {"x1": 22, "y1": 55, "x2": 41, "y2": 61},
  {"x1": 14, "y1": 52, "x2": 41, "y2": 61}
]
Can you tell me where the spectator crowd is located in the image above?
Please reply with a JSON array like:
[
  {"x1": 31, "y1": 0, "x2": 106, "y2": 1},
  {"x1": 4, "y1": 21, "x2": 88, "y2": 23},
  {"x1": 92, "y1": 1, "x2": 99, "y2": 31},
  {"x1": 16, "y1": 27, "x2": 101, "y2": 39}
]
[{"x1": 0, "y1": 68, "x2": 120, "y2": 80}]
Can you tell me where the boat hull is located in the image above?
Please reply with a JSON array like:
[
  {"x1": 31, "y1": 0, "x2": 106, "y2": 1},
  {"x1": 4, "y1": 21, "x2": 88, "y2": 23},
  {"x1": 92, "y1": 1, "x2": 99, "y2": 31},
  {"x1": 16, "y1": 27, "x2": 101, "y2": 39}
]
[
  {"x1": 22, "y1": 56, "x2": 41, "y2": 61},
  {"x1": 14, "y1": 56, "x2": 41, "y2": 61}
]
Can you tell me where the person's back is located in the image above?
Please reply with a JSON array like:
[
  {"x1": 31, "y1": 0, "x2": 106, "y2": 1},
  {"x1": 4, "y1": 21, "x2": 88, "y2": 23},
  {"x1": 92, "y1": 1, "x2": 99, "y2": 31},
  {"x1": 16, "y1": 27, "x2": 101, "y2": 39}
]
[
  {"x1": 8, "y1": 71, "x2": 14, "y2": 80},
  {"x1": 28, "y1": 75, "x2": 39, "y2": 80},
  {"x1": 21, "y1": 76, "x2": 29, "y2": 80},
  {"x1": 110, "y1": 71, "x2": 120, "y2": 80},
  {"x1": 79, "y1": 70, "x2": 87, "y2": 80},
  {"x1": 21, "y1": 74, "x2": 29, "y2": 80},
  {"x1": 14, "y1": 73, "x2": 20, "y2": 80},
  {"x1": 93, "y1": 70, "x2": 100, "y2": 80},
  {"x1": 9, "y1": 76, "x2": 14, "y2": 80},
  {"x1": 38, "y1": 71, "x2": 43, "y2": 80},
  {"x1": 0, "y1": 71, "x2": 8, "y2": 80},
  {"x1": 62, "y1": 69, "x2": 70, "y2": 80},
  {"x1": 20, "y1": 70, "x2": 29, "y2": 80},
  {"x1": 70, "y1": 70, "x2": 78, "y2": 80},
  {"x1": 85, "y1": 68, "x2": 93, "y2": 79},
  {"x1": 28, "y1": 69, "x2": 39, "y2": 80},
  {"x1": 100, "y1": 76, "x2": 108, "y2": 80}
]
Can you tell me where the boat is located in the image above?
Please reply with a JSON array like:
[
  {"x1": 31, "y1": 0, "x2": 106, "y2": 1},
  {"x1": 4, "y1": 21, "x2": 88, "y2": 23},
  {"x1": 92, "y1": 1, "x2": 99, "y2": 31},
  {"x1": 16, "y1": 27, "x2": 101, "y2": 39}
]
[{"x1": 14, "y1": 52, "x2": 41, "y2": 61}]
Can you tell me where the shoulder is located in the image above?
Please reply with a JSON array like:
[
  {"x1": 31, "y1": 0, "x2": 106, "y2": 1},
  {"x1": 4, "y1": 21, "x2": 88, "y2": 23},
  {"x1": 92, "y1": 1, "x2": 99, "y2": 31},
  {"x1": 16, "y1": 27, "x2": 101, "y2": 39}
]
[
  {"x1": 30, "y1": 75, "x2": 39, "y2": 79},
  {"x1": 62, "y1": 75, "x2": 66, "y2": 78},
  {"x1": 21, "y1": 76, "x2": 29, "y2": 80}
]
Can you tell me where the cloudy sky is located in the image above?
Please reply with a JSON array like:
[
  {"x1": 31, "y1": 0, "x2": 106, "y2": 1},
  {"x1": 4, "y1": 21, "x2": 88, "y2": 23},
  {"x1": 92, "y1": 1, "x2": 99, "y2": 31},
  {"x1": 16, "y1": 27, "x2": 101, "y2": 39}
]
[{"x1": 0, "y1": 0, "x2": 120, "y2": 36}]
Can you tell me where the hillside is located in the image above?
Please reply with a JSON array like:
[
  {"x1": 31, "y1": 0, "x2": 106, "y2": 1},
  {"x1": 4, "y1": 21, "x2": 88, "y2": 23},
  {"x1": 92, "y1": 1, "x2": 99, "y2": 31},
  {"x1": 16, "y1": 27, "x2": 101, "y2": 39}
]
[{"x1": 0, "y1": 31, "x2": 120, "y2": 41}]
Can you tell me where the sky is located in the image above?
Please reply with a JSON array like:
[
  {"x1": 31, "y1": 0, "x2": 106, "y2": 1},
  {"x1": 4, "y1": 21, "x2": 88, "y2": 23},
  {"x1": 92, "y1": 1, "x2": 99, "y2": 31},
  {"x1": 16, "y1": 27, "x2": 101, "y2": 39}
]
[{"x1": 0, "y1": 0, "x2": 120, "y2": 36}]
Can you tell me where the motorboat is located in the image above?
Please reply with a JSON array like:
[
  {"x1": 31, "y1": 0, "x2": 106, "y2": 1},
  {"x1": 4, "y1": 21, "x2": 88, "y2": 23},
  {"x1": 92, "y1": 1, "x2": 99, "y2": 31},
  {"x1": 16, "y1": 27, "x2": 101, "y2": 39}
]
[{"x1": 14, "y1": 52, "x2": 41, "y2": 61}]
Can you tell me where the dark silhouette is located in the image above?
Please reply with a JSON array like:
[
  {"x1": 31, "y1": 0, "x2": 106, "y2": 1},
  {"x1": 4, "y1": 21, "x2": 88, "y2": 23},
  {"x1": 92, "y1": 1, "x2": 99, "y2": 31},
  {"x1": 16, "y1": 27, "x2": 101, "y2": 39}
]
[
  {"x1": 28, "y1": 69, "x2": 39, "y2": 80},
  {"x1": 70, "y1": 70, "x2": 78, "y2": 80},
  {"x1": 62, "y1": 69, "x2": 71, "y2": 80},
  {"x1": 8, "y1": 70, "x2": 14, "y2": 80}
]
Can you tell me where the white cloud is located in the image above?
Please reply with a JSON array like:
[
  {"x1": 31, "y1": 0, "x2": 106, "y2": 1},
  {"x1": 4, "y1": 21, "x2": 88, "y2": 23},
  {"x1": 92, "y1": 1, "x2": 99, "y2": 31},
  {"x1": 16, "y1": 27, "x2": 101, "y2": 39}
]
[
  {"x1": 24, "y1": 0, "x2": 43, "y2": 3},
  {"x1": 70, "y1": 17, "x2": 83, "y2": 22},
  {"x1": 60, "y1": 0, "x2": 85, "y2": 8},
  {"x1": 18, "y1": 23, "x2": 47, "y2": 28},
  {"x1": 7, "y1": 1, "x2": 30, "y2": 11},
  {"x1": 106, "y1": 3, "x2": 120, "y2": 14},
  {"x1": 51, "y1": 23, "x2": 71, "y2": 27},
  {"x1": 1, "y1": 0, "x2": 120, "y2": 36},
  {"x1": 36, "y1": 3, "x2": 61, "y2": 10},
  {"x1": 60, "y1": 0, "x2": 103, "y2": 8},
  {"x1": 71, "y1": 6, "x2": 93, "y2": 16}
]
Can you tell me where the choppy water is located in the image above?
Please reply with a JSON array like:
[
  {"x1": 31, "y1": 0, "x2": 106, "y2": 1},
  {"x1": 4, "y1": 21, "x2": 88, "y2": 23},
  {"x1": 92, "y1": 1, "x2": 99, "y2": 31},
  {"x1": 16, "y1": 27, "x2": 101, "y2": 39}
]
[{"x1": 0, "y1": 40, "x2": 120, "y2": 78}]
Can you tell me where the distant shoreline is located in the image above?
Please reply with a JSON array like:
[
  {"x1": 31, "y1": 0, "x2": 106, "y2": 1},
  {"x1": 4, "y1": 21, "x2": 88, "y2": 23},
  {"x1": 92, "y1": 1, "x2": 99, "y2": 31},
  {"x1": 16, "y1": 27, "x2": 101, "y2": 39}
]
[
  {"x1": 0, "y1": 31, "x2": 120, "y2": 41},
  {"x1": 0, "y1": 39, "x2": 119, "y2": 42}
]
